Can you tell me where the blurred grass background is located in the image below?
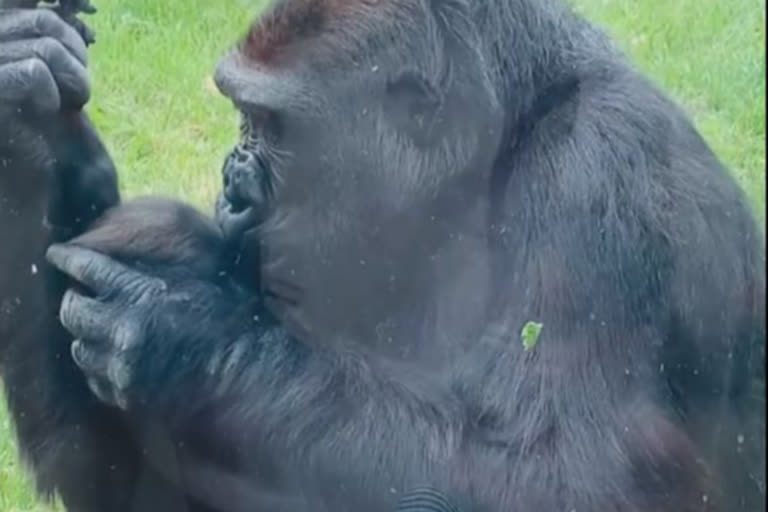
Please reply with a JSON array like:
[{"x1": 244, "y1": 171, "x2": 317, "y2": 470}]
[{"x1": 1, "y1": 0, "x2": 764, "y2": 509}]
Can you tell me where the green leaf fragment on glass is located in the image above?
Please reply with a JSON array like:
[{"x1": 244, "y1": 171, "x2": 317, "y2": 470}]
[{"x1": 521, "y1": 321, "x2": 543, "y2": 351}]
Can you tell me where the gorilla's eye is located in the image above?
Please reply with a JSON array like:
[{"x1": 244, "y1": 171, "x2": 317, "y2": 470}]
[
  {"x1": 238, "y1": 107, "x2": 282, "y2": 147},
  {"x1": 384, "y1": 71, "x2": 443, "y2": 147},
  {"x1": 385, "y1": 71, "x2": 440, "y2": 120}
]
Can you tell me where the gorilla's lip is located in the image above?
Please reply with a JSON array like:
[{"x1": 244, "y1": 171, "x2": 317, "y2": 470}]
[{"x1": 217, "y1": 202, "x2": 261, "y2": 241}]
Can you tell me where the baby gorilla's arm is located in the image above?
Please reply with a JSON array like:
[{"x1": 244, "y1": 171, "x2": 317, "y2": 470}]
[{"x1": 69, "y1": 196, "x2": 262, "y2": 296}]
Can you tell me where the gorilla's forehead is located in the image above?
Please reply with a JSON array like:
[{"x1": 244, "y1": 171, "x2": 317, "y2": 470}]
[{"x1": 241, "y1": 0, "x2": 407, "y2": 63}]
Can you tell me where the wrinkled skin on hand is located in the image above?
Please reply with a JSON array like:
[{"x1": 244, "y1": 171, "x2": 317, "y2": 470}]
[
  {"x1": 51, "y1": 0, "x2": 98, "y2": 46},
  {"x1": 2, "y1": 0, "x2": 97, "y2": 44},
  {"x1": 0, "y1": 4, "x2": 116, "y2": 230},
  {"x1": 0, "y1": 7, "x2": 90, "y2": 117},
  {"x1": 46, "y1": 244, "x2": 256, "y2": 413}
]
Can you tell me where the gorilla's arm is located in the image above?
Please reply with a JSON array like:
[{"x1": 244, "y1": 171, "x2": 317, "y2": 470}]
[
  {"x1": 0, "y1": 6, "x2": 118, "y2": 349},
  {"x1": 0, "y1": 8, "x2": 136, "y2": 512},
  {"x1": 46, "y1": 244, "x2": 468, "y2": 511},
  {"x1": 0, "y1": 5, "x2": 118, "y2": 337},
  {"x1": 0, "y1": 6, "x2": 117, "y2": 241}
]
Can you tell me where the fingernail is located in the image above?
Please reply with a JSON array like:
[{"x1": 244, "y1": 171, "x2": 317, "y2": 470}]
[
  {"x1": 45, "y1": 244, "x2": 72, "y2": 267},
  {"x1": 71, "y1": 339, "x2": 85, "y2": 367}
]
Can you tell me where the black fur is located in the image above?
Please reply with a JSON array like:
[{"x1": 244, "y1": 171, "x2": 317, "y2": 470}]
[
  {"x1": 1, "y1": 0, "x2": 764, "y2": 511},
  {"x1": 212, "y1": 1, "x2": 767, "y2": 510},
  {"x1": 0, "y1": 125, "x2": 252, "y2": 510},
  {"x1": 0, "y1": 94, "x2": 227, "y2": 512}
]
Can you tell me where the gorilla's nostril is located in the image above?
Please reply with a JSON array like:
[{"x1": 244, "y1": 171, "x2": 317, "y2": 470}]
[
  {"x1": 222, "y1": 143, "x2": 270, "y2": 212},
  {"x1": 233, "y1": 146, "x2": 253, "y2": 165}
]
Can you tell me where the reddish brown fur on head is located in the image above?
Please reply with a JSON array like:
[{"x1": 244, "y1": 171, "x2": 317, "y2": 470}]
[{"x1": 240, "y1": 0, "x2": 389, "y2": 63}]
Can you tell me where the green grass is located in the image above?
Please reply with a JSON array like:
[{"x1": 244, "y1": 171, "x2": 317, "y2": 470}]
[{"x1": 1, "y1": 0, "x2": 765, "y2": 509}]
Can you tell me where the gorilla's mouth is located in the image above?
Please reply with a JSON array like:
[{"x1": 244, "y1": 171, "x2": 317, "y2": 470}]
[{"x1": 215, "y1": 194, "x2": 261, "y2": 241}]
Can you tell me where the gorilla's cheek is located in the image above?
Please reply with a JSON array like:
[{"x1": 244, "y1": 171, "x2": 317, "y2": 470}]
[{"x1": 258, "y1": 207, "x2": 381, "y2": 340}]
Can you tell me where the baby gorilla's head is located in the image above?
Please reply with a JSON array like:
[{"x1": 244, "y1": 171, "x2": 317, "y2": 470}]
[{"x1": 68, "y1": 197, "x2": 228, "y2": 281}]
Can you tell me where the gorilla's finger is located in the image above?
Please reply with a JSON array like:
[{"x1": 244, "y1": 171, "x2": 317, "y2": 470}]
[
  {"x1": 0, "y1": 58, "x2": 60, "y2": 113},
  {"x1": 47, "y1": 245, "x2": 146, "y2": 296},
  {"x1": 58, "y1": 14, "x2": 95, "y2": 46},
  {"x1": 70, "y1": 338, "x2": 109, "y2": 373},
  {"x1": 0, "y1": 37, "x2": 89, "y2": 107},
  {"x1": 85, "y1": 374, "x2": 128, "y2": 410},
  {"x1": 0, "y1": 8, "x2": 88, "y2": 65},
  {"x1": 59, "y1": 289, "x2": 113, "y2": 341},
  {"x1": 72, "y1": 338, "x2": 133, "y2": 393},
  {"x1": 46, "y1": 0, "x2": 99, "y2": 15}
]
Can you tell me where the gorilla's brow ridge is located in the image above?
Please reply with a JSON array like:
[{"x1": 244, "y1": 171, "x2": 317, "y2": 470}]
[{"x1": 241, "y1": 0, "x2": 396, "y2": 63}]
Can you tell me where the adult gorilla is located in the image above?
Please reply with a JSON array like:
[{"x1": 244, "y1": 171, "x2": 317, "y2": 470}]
[{"x1": 2, "y1": 1, "x2": 766, "y2": 512}]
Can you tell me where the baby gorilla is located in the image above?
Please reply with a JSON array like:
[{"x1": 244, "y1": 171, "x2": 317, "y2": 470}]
[
  {"x1": 58, "y1": 196, "x2": 263, "y2": 417},
  {"x1": 57, "y1": 200, "x2": 464, "y2": 512},
  {"x1": 68, "y1": 195, "x2": 263, "y2": 296},
  {"x1": 68, "y1": 197, "x2": 229, "y2": 283}
]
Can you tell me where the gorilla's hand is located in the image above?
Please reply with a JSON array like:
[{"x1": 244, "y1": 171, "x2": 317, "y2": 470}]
[
  {"x1": 51, "y1": 0, "x2": 97, "y2": 16},
  {"x1": 0, "y1": 8, "x2": 90, "y2": 116},
  {"x1": 45, "y1": 243, "x2": 255, "y2": 412},
  {"x1": 1, "y1": 7, "x2": 117, "y2": 233},
  {"x1": 49, "y1": 0, "x2": 98, "y2": 46}
]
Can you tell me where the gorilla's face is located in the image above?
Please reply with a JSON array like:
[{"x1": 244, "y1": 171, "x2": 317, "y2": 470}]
[{"x1": 214, "y1": 14, "x2": 503, "y2": 344}]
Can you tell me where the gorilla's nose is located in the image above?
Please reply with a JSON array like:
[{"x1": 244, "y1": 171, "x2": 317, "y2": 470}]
[{"x1": 222, "y1": 145, "x2": 267, "y2": 211}]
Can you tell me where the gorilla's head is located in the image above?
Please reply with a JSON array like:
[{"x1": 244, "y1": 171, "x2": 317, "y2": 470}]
[{"x1": 214, "y1": 1, "x2": 503, "y2": 349}]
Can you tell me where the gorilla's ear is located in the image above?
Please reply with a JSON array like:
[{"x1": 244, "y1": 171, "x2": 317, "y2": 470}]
[{"x1": 383, "y1": 70, "x2": 443, "y2": 147}]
